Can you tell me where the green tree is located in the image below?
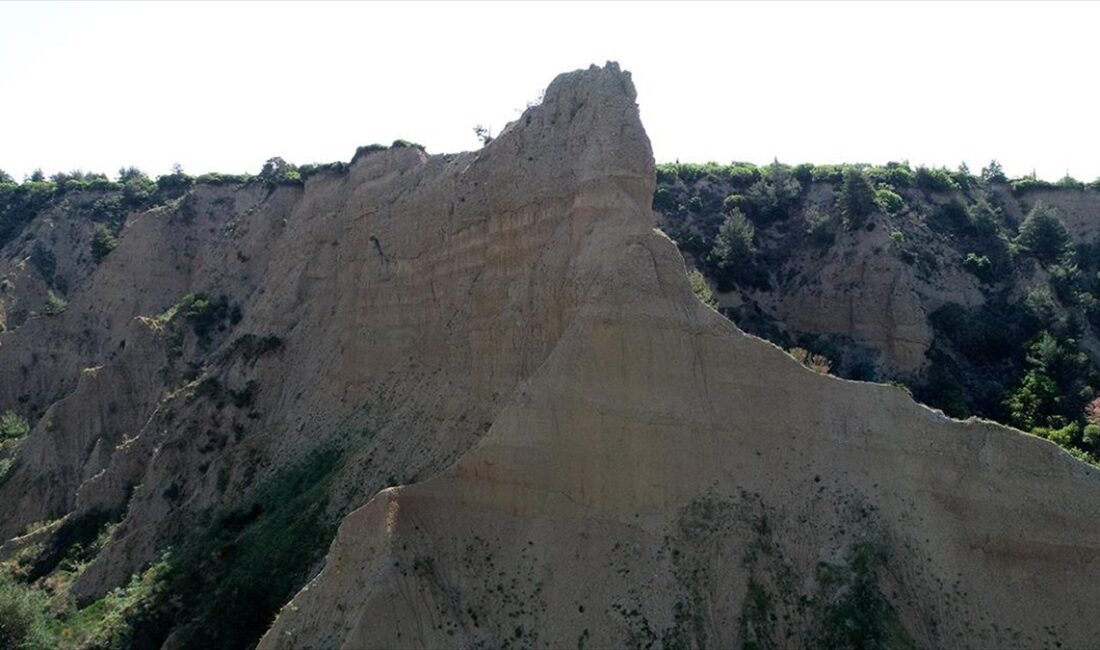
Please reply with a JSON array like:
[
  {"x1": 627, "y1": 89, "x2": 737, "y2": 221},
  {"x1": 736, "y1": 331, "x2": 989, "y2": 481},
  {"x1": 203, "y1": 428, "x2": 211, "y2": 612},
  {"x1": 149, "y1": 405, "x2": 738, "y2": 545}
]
[
  {"x1": 1017, "y1": 203, "x2": 1070, "y2": 264},
  {"x1": 92, "y1": 225, "x2": 118, "y2": 263},
  {"x1": 967, "y1": 199, "x2": 1000, "y2": 237},
  {"x1": 981, "y1": 159, "x2": 1007, "y2": 183},
  {"x1": 837, "y1": 166, "x2": 875, "y2": 228},
  {"x1": 710, "y1": 209, "x2": 757, "y2": 287},
  {"x1": 741, "y1": 160, "x2": 802, "y2": 226}
]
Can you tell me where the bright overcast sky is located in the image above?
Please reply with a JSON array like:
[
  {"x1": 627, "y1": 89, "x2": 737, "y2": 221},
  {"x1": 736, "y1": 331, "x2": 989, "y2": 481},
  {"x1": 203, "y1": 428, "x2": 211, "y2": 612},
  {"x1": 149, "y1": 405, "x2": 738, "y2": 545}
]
[{"x1": 1, "y1": 1, "x2": 1098, "y2": 181}]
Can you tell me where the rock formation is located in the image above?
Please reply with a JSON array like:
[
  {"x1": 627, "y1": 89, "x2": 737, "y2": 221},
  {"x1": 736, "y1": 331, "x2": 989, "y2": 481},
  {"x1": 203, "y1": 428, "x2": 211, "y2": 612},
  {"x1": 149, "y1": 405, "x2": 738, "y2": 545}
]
[{"x1": 2, "y1": 63, "x2": 1100, "y2": 649}]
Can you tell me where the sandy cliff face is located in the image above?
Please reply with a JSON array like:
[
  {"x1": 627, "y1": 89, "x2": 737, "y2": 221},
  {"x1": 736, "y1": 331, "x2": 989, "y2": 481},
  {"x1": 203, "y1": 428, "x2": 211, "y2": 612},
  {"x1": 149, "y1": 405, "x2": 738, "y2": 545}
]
[
  {"x1": 3, "y1": 63, "x2": 1100, "y2": 649},
  {"x1": 256, "y1": 66, "x2": 1100, "y2": 649}
]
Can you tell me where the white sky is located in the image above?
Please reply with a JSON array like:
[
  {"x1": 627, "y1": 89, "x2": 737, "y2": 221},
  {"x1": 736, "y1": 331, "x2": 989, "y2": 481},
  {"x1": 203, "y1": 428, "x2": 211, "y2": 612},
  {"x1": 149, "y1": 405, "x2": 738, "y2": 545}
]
[{"x1": 1, "y1": 1, "x2": 1098, "y2": 181}]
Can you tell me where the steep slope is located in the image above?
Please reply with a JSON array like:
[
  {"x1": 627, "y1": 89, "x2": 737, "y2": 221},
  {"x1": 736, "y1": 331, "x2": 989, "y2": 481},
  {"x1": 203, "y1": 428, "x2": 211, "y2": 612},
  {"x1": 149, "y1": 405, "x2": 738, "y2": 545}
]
[
  {"x1": 0, "y1": 63, "x2": 648, "y2": 647},
  {"x1": 259, "y1": 67, "x2": 1100, "y2": 649}
]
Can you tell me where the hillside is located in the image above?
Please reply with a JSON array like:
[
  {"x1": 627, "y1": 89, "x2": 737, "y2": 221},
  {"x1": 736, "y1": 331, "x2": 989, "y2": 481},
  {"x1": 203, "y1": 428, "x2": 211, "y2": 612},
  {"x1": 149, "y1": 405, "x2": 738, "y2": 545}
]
[
  {"x1": 0, "y1": 63, "x2": 1099, "y2": 650},
  {"x1": 655, "y1": 163, "x2": 1100, "y2": 463}
]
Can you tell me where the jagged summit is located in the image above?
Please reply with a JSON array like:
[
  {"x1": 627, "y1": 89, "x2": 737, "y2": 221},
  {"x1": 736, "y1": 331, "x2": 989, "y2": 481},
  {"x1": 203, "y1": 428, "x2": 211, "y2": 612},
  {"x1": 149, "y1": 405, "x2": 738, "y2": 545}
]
[{"x1": 1, "y1": 63, "x2": 1099, "y2": 649}]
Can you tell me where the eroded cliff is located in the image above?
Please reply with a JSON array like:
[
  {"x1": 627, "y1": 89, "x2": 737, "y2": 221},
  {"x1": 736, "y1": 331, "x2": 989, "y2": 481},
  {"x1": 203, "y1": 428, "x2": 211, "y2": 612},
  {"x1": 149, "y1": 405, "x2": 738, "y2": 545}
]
[{"x1": 1, "y1": 63, "x2": 1099, "y2": 649}]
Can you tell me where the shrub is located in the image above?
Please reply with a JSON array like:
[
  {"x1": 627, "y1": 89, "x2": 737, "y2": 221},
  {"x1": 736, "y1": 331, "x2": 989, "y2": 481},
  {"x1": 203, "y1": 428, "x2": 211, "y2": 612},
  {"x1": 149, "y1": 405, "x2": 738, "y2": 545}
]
[
  {"x1": 258, "y1": 158, "x2": 302, "y2": 187},
  {"x1": 1011, "y1": 175, "x2": 1056, "y2": 194},
  {"x1": 652, "y1": 187, "x2": 675, "y2": 212},
  {"x1": 874, "y1": 188, "x2": 904, "y2": 214},
  {"x1": 962, "y1": 253, "x2": 992, "y2": 281},
  {"x1": 193, "y1": 173, "x2": 256, "y2": 186},
  {"x1": 119, "y1": 167, "x2": 156, "y2": 207},
  {"x1": 390, "y1": 139, "x2": 422, "y2": 149},
  {"x1": 1017, "y1": 202, "x2": 1070, "y2": 264},
  {"x1": 298, "y1": 162, "x2": 349, "y2": 179},
  {"x1": 811, "y1": 164, "x2": 844, "y2": 183},
  {"x1": 91, "y1": 226, "x2": 118, "y2": 263},
  {"x1": 914, "y1": 166, "x2": 959, "y2": 192},
  {"x1": 741, "y1": 161, "x2": 802, "y2": 226},
  {"x1": 967, "y1": 199, "x2": 1000, "y2": 237},
  {"x1": 803, "y1": 205, "x2": 834, "y2": 245},
  {"x1": 1084, "y1": 423, "x2": 1100, "y2": 447},
  {"x1": 789, "y1": 347, "x2": 832, "y2": 374},
  {"x1": 1005, "y1": 370, "x2": 1061, "y2": 431},
  {"x1": 29, "y1": 243, "x2": 55, "y2": 281},
  {"x1": 352, "y1": 144, "x2": 388, "y2": 163},
  {"x1": 931, "y1": 200, "x2": 969, "y2": 233},
  {"x1": 724, "y1": 162, "x2": 761, "y2": 190},
  {"x1": 155, "y1": 169, "x2": 193, "y2": 201},
  {"x1": 791, "y1": 163, "x2": 815, "y2": 185},
  {"x1": 44, "y1": 290, "x2": 68, "y2": 316},
  {"x1": 866, "y1": 162, "x2": 914, "y2": 188},
  {"x1": 0, "y1": 180, "x2": 56, "y2": 249},
  {"x1": 0, "y1": 411, "x2": 30, "y2": 441},
  {"x1": 1057, "y1": 174, "x2": 1085, "y2": 190},
  {"x1": 182, "y1": 293, "x2": 234, "y2": 343},
  {"x1": 710, "y1": 209, "x2": 758, "y2": 288},
  {"x1": 0, "y1": 573, "x2": 52, "y2": 649},
  {"x1": 837, "y1": 166, "x2": 876, "y2": 228},
  {"x1": 688, "y1": 269, "x2": 717, "y2": 308}
]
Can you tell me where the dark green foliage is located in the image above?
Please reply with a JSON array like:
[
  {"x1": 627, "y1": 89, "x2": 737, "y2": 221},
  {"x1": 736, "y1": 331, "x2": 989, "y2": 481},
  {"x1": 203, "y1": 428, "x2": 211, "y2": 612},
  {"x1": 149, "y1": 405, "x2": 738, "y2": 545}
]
[
  {"x1": 931, "y1": 200, "x2": 969, "y2": 233},
  {"x1": 803, "y1": 206, "x2": 835, "y2": 246},
  {"x1": 229, "y1": 334, "x2": 285, "y2": 364},
  {"x1": 652, "y1": 187, "x2": 675, "y2": 212},
  {"x1": 913, "y1": 166, "x2": 958, "y2": 192},
  {"x1": 814, "y1": 541, "x2": 913, "y2": 650},
  {"x1": 0, "y1": 573, "x2": 51, "y2": 649},
  {"x1": 0, "y1": 170, "x2": 12, "y2": 184},
  {"x1": 51, "y1": 171, "x2": 118, "y2": 194},
  {"x1": 710, "y1": 209, "x2": 761, "y2": 289},
  {"x1": 155, "y1": 169, "x2": 194, "y2": 201},
  {"x1": 298, "y1": 162, "x2": 349, "y2": 179},
  {"x1": 741, "y1": 161, "x2": 802, "y2": 226},
  {"x1": 127, "y1": 446, "x2": 347, "y2": 649},
  {"x1": 91, "y1": 225, "x2": 118, "y2": 263},
  {"x1": 258, "y1": 157, "x2": 302, "y2": 187},
  {"x1": 967, "y1": 199, "x2": 1000, "y2": 237},
  {"x1": 810, "y1": 164, "x2": 844, "y2": 183},
  {"x1": 88, "y1": 195, "x2": 127, "y2": 230},
  {"x1": 962, "y1": 253, "x2": 992, "y2": 281},
  {"x1": 0, "y1": 180, "x2": 56, "y2": 249},
  {"x1": 866, "y1": 162, "x2": 915, "y2": 188},
  {"x1": 1017, "y1": 203, "x2": 1070, "y2": 264},
  {"x1": 1005, "y1": 332, "x2": 1090, "y2": 431},
  {"x1": 836, "y1": 166, "x2": 876, "y2": 228},
  {"x1": 390, "y1": 139, "x2": 422, "y2": 149},
  {"x1": 119, "y1": 167, "x2": 156, "y2": 208},
  {"x1": 26, "y1": 509, "x2": 116, "y2": 581},
  {"x1": 182, "y1": 293, "x2": 235, "y2": 344},
  {"x1": 352, "y1": 143, "x2": 388, "y2": 163},
  {"x1": 29, "y1": 243, "x2": 55, "y2": 281},
  {"x1": 791, "y1": 163, "x2": 815, "y2": 185},
  {"x1": 981, "y1": 159, "x2": 1007, "y2": 183},
  {"x1": 229, "y1": 380, "x2": 258, "y2": 408}
]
